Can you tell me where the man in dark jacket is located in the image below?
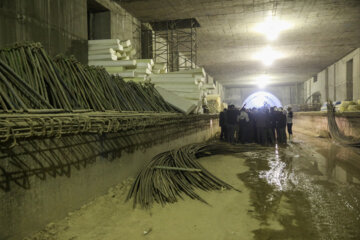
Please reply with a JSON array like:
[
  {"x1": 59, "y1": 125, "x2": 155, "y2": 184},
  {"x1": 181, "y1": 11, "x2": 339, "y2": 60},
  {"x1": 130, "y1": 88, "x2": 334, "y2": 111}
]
[
  {"x1": 255, "y1": 108, "x2": 268, "y2": 145},
  {"x1": 237, "y1": 108, "x2": 249, "y2": 144},
  {"x1": 277, "y1": 108, "x2": 287, "y2": 144},
  {"x1": 219, "y1": 109, "x2": 227, "y2": 141},
  {"x1": 287, "y1": 107, "x2": 293, "y2": 141},
  {"x1": 268, "y1": 107, "x2": 276, "y2": 145},
  {"x1": 226, "y1": 105, "x2": 239, "y2": 144}
]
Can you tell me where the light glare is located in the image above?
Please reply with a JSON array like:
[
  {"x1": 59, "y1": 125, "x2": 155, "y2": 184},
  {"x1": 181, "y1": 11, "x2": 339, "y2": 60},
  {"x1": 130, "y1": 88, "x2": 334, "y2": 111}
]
[
  {"x1": 256, "y1": 75, "x2": 270, "y2": 88},
  {"x1": 253, "y1": 46, "x2": 282, "y2": 66},
  {"x1": 243, "y1": 91, "x2": 282, "y2": 108},
  {"x1": 254, "y1": 17, "x2": 292, "y2": 41}
]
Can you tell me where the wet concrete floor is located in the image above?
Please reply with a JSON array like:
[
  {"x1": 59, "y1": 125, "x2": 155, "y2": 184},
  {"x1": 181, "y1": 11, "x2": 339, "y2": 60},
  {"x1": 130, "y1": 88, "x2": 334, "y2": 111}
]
[
  {"x1": 238, "y1": 133, "x2": 360, "y2": 240},
  {"x1": 25, "y1": 133, "x2": 360, "y2": 240}
]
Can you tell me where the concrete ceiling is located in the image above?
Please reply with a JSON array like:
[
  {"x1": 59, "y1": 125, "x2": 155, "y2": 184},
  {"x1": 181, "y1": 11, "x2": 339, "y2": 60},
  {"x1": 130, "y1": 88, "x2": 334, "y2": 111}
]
[{"x1": 119, "y1": 0, "x2": 360, "y2": 87}]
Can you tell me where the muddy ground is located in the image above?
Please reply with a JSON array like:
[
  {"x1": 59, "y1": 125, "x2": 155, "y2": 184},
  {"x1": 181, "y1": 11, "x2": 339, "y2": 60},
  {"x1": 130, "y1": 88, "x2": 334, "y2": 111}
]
[{"x1": 25, "y1": 133, "x2": 360, "y2": 240}]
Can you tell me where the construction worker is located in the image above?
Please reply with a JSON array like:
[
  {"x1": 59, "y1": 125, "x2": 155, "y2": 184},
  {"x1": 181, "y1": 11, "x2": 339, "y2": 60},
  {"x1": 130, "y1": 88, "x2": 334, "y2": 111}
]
[
  {"x1": 237, "y1": 107, "x2": 249, "y2": 143},
  {"x1": 277, "y1": 108, "x2": 287, "y2": 144},
  {"x1": 287, "y1": 107, "x2": 293, "y2": 141},
  {"x1": 226, "y1": 104, "x2": 239, "y2": 144},
  {"x1": 255, "y1": 107, "x2": 268, "y2": 145},
  {"x1": 219, "y1": 108, "x2": 227, "y2": 141}
]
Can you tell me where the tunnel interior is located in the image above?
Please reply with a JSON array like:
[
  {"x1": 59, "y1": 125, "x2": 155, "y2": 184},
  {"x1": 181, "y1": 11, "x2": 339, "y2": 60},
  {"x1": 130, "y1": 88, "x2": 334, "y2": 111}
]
[
  {"x1": 1, "y1": 0, "x2": 360, "y2": 240},
  {"x1": 242, "y1": 91, "x2": 283, "y2": 108}
]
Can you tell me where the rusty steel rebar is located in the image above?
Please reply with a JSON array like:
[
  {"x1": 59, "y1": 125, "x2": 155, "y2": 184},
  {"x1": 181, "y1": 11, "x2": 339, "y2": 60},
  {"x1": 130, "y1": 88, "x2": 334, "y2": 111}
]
[{"x1": 126, "y1": 142, "x2": 266, "y2": 209}]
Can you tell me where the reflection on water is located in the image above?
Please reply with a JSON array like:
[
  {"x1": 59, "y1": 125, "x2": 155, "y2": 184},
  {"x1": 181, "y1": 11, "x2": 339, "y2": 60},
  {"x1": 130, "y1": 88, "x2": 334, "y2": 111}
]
[
  {"x1": 237, "y1": 138, "x2": 360, "y2": 240},
  {"x1": 259, "y1": 144, "x2": 296, "y2": 191},
  {"x1": 316, "y1": 142, "x2": 360, "y2": 185}
]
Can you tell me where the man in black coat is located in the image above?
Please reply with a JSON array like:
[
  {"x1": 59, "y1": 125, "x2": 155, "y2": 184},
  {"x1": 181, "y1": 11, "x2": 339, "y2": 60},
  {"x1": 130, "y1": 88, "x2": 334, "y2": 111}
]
[
  {"x1": 268, "y1": 107, "x2": 276, "y2": 145},
  {"x1": 219, "y1": 109, "x2": 227, "y2": 141},
  {"x1": 255, "y1": 108, "x2": 268, "y2": 145},
  {"x1": 226, "y1": 105, "x2": 240, "y2": 144},
  {"x1": 276, "y1": 108, "x2": 287, "y2": 144}
]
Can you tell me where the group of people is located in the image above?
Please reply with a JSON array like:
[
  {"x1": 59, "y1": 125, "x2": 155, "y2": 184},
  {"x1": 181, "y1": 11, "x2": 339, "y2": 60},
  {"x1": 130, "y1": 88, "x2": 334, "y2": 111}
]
[{"x1": 219, "y1": 103, "x2": 293, "y2": 145}]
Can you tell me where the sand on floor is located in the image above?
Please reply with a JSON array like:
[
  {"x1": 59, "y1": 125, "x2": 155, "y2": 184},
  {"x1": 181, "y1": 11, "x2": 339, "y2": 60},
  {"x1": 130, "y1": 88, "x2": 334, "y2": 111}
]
[{"x1": 25, "y1": 154, "x2": 264, "y2": 240}]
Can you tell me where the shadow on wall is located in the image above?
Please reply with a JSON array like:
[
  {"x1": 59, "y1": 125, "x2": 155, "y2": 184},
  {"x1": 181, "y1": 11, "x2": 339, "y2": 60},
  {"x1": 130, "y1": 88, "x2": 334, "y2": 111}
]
[
  {"x1": 0, "y1": 119, "x2": 212, "y2": 192},
  {"x1": 0, "y1": 134, "x2": 124, "y2": 192},
  {"x1": 65, "y1": 40, "x2": 88, "y2": 64}
]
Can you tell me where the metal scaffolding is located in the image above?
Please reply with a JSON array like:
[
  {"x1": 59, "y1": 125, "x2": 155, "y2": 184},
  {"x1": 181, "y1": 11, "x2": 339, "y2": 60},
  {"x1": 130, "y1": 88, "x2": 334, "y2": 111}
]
[{"x1": 149, "y1": 18, "x2": 199, "y2": 72}]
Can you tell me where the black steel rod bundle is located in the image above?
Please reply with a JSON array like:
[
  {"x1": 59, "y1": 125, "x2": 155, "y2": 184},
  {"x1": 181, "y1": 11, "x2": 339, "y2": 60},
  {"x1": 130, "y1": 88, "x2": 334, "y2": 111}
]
[
  {"x1": 0, "y1": 42, "x2": 73, "y2": 110},
  {"x1": 126, "y1": 142, "x2": 262, "y2": 209},
  {"x1": 327, "y1": 102, "x2": 360, "y2": 147},
  {"x1": 54, "y1": 55, "x2": 176, "y2": 112},
  {"x1": 0, "y1": 59, "x2": 53, "y2": 112},
  {"x1": 0, "y1": 42, "x2": 176, "y2": 113},
  {"x1": 0, "y1": 112, "x2": 218, "y2": 147}
]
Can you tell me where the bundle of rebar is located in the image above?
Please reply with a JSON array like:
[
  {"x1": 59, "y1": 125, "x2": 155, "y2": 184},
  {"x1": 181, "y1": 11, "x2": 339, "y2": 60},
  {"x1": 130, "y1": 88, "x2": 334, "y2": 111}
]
[
  {"x1": 127, "y1": 142, "x2": 262, "y2": 209},
  {"x1": 54, "y1": 55, "x2": 176, "y2": 112},
  {"x1": 0, "y1": 42, "x2": 176, "y2": 113},
  {"x1": 0, "y1": 42, "x2": 74, "y2": 110},
  {"x1": 327, "y1": 102, "x2": 360, "y2": 147},
  {"x1": 0, "y1": 58, "x2": 54, "y2": 112},
  {"x1": 0, "y1": 111, "x2": 217, "y2": 147}
]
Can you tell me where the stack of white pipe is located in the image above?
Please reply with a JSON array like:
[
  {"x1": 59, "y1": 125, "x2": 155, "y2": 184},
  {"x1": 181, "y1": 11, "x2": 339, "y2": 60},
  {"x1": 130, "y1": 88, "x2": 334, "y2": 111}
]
[
  {"x1": 152, "y1": 63, "x2": 167, "y2": 74},
  {"x1": 88, "y1": 39, "x2": 154, "y2": 82},
  {"x1": 150, "y1": 68, "x2": 208, "y2": 113},
  {"x1": 88, "y1": 39, "x2": 123, "y2": 62}
]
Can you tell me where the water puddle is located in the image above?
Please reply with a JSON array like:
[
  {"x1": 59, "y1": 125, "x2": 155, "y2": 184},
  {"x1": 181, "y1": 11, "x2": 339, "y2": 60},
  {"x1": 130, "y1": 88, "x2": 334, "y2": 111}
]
[{"x1": 237, "y1": 138, "x2": 360, "y2": 240}]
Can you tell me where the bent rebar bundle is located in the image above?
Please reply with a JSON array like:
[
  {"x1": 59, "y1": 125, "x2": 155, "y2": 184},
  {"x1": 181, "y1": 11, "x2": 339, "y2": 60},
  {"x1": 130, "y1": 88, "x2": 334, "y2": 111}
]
[
  {"x1": 0, "y1": 43, "x2": 73, "y2": 110},
  {"x1": 127, "y1": 142, "x2": 261, "y2": 209},
  {"x1": 0, "y1": 42, "x2": 185, "y2": 147},
  {"x1": 0, "y1": 42, "x2": 176, "y2": 113},
  {"x1": 54, "y1": 56, "x2": 175, "y2": 112},
  {"x1": 327, "y1": 102, "x2": 360, "y2": 147}
]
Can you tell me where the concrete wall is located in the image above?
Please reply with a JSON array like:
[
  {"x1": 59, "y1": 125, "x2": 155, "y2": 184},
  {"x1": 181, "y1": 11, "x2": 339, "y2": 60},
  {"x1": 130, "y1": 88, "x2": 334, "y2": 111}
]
[
  {"x1": 0, "y1": 0, "x2": 88, "y2": 62},
  {"x1": 224, "y1": 84, "x2": 300, "y2": 107},
  {"x1": 96, "y1": 0, "x2": 141, "y2": 59},
  {"x1": 303, "y1": 48, "x2": 360, "y2": 103},
  {"x1": 0, "y1": 0, "x2": 142, "y2": 62},
  {"x1": 0, "y1": 117, "x2": 219, "y2": 240},
  {"x1": 293, "y1": 112, "x2": 360, "y2": 138}
]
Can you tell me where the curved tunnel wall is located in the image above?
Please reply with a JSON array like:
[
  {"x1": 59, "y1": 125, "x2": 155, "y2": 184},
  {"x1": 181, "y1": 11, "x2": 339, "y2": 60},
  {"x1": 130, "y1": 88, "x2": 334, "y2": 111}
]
[
  {"x1": 242, "y1": 91, "x2": 283, "y2": 108},
  {"x1": 224, "y1": 85, "x2": 301, "y2": 108}
]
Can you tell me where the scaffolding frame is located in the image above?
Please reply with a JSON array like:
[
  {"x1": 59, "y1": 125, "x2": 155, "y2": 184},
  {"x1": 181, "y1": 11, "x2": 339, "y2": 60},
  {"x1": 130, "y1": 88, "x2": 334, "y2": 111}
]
[{"x1": 150, "y1": 18, "x2": 199, "y2": 72}]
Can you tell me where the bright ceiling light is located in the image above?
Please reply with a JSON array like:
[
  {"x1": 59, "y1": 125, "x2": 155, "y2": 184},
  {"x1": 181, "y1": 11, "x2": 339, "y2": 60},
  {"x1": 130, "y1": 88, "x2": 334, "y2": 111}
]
[
  {"x1": 255, "y1": 75, "x2": 270, "y2": 88},
  {"x1": 254, "y1": 17, "x2": 292, "y2": 41},
  {"x1": 253, "y1": 46, "x2": 282, "y2": 66}
]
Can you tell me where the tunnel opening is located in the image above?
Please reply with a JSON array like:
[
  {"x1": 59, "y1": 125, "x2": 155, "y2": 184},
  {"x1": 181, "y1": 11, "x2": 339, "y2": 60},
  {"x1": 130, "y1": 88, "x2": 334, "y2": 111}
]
[{"x1": 242, "y1": 91, "x2": 282, "y2": 108}]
